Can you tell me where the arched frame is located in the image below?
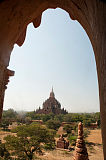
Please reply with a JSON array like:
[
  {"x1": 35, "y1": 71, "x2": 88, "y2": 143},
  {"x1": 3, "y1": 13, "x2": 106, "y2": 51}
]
[{"x1": 0, "y1": 0, "x2": 106, "y2": 159}]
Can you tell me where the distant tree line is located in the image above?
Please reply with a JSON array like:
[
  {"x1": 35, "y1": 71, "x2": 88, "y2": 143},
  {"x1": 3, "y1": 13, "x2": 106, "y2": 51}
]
[
  {"x1": 0, "y1": 109, "x2": 101, "y2": 131},
  {"x1": 25, "y1": 111, "x2": 101, "y2": 127}
]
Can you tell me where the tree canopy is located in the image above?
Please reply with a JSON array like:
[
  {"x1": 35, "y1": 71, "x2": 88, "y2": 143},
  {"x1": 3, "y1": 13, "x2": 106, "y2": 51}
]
[
  {"x1": 4, "y1": 124, "x2": 55, "y2": 160},
  {"x1": 46, "y1": 119, "x2": 61, "y2": 131}
]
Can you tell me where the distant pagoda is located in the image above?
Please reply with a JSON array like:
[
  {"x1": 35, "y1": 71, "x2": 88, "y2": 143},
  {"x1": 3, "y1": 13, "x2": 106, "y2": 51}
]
[{"x1": 35, "y1": 88, "x2": 68, "y2": 115}]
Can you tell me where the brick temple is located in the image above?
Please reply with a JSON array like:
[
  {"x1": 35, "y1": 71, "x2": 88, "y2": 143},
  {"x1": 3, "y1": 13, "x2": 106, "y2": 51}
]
[
  {"x1": 35, "y1": 88, "x2": 68, "y2": 115},
  {"x1": 57, "y1": 134, "x2": 69, "y2": 149}
]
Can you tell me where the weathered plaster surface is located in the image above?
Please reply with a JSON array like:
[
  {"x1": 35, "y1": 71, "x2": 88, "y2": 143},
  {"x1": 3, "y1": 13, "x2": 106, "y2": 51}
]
[
  {"x1": 0, "y1": 0, "x2": 106, "y2": 159},
  {"x1": 0, "y1": 63, "x2": 6, "y2": 121}
]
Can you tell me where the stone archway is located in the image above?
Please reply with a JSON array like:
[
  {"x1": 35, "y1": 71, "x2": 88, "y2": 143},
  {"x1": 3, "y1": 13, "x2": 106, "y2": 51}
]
[{"x1": 0, "y1": 0, "x2": 106, "y2": 159}]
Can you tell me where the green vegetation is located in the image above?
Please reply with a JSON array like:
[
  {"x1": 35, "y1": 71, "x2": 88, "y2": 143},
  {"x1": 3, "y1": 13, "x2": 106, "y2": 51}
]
[
  {"x1": 25, "y1": 112, "x2": 101, "y2": 128},
  {"x1": 63, "y1": 124, "x2": 73, "y2": 134},
  {"x1": 0, "y1": 109, "x2": 100, "y2": 131},
  {"x1": 2, "y1": 109, "x2": 17, "y2": 119},
  {"x1": 46, "y1": 120, "x2": 61, "y2": 131},
  {"x1": 0, "y1": 109, "x2": 101, "y2": 159},
  {"x1": 1, "y1": 109, "x2": 101, "y2": 125},
  {"x1": 0, "y1": 140, "x2": 10, "y2": 160},
  {"x1": 0, "y1": 108, "x2": 101, "y2": 160},
  {"x1": 83, "y1": 128, "x2": 90, "y2": 138},
  {"x1": 4, "y1": 124, "x2": 55, "y2": 160},
  {"x1": 68, "y1": 135, "x2": 77, "y2": 146},
  {"x1": 0, "y1": 109, "x2": 18, "y2": 131}
]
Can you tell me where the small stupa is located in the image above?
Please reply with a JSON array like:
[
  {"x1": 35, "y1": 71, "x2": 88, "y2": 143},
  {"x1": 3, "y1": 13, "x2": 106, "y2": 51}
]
[
  {"x1": 57, "y1": 134, "x2": 69, "y2": 149},
  {"x1": 74, "y1": 122, "x2": 89, "y2": 160}
]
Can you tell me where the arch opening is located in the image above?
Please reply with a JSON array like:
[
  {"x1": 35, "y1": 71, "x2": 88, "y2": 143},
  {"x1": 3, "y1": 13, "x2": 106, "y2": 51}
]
[
  {"x1": 4, "y1": 8, "x2": 99, "y2": 114},
  {"x1": 0, "y1": 0, "x2": 106, "y2": 159}
]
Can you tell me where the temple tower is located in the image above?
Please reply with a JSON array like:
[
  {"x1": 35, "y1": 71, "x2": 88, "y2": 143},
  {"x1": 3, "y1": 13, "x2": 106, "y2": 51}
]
[
  {"x1": 35, "y1": 88, "x2": 68, "y2": 115},
  {"x1": 50, "y1": 87, "x2": 55, "y2": 98}
]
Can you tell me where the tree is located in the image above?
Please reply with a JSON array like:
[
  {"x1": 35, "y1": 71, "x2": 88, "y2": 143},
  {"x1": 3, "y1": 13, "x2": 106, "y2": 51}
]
[
  {"x1": 46, "y1": 120, "x2": 61, "y2": 131},
  {"x1": 0, "y1": 119, "x2": 10, "y2": 131},
  {"x1": 4, "y1": 124, "x2": 55, "y2": 160},
  {"x1": 25, "y1": 116, "x2": 31, "y2": 124},
  {"x1": 41, "y1": 114, "x2": 52, "y2": 122},
  {"x1": 83, "y1": 119, "x2": 91, "y2": 127},
  {"x1": 25, "y1": 112, "x2": 41, "y2": 120},
  {"x1": 63, "y1": 124, "x2": 73, "y2": 134},
  {"x1": 0, "y1": 140, "x2": 10, "y2": 160},
  {"x1": 54, "y1": 114, "x2": 64, "y2": 122},
  {"x1": 2, "y1": 109, "x2": 17, "y2": 119}
]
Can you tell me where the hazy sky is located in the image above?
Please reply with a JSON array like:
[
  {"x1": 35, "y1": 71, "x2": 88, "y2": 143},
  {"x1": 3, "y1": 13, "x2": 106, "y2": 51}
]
[{"x1": 4, "y1": 8, "x2": 100, "y2": 113}]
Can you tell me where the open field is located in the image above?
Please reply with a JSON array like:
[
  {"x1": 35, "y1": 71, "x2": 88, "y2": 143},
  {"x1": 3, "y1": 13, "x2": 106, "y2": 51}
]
[
  {"x1": 0, "y1": 129, "x2": 104, "y2": 159},
  {"x1": 37, "y1": 129, "x2": 103, "y2": 160},
  {"x1": 86, "y1": 129, "x2": 103, "y2": 160},
  {"x1": 86, "y1": 129, "x2": 102, "y2": 144}
]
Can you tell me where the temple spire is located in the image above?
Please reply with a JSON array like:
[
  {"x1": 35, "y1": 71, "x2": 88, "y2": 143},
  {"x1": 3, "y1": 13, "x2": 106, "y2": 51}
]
[
  {"x1": 50, "y1": 86, "x2": 55, "y2": 98},
  {"x1": 52, "y1": 86, "x2": 53, "y2": 92}
]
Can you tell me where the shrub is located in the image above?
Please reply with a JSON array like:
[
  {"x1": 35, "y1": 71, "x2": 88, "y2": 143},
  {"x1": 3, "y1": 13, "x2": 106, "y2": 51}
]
[
  {"x1": 68, "y1": 135, "x2": 77, "y2": 146},
  {"x1": 46, "y1": 120, "x2": 61, "y2": 130},
  {"x1": 63, "y1": 124, "x2": 72, "y2": 134}
]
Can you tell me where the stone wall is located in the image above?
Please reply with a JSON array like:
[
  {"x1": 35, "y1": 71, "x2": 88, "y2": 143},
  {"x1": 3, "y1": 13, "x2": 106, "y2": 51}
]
[
  {"x1": 0, "y1": 64, "x2": 14, "y2": 121},
  {"x1": 0, "y1": 0, "x2": 106, "y2": 158},
  {"x1": 0, "y1": 63, "x2": 6, "y2": 121}
]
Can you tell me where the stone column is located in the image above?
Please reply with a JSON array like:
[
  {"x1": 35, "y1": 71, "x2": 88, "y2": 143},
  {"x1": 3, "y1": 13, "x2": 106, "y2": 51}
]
[
  {"x1": 98, "y1": 49, "x2": 106, "y2": 160},
  {"x1": 74, "y1": 122, "x2": 89, "y2": 160},
  {"x1": 0, "y1": 63, "x2": 14, "y2": 122},
  {"x1": 0, "y1": 63, "x2": 6, "y2": 121},
  {"x1": 91, "y1": 4, "x2": 106, "y2": 157}
]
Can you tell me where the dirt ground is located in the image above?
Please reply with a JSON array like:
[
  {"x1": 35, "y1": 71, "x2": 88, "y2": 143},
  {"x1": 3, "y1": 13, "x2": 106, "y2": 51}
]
[
  {"x1": 0, "y1": 131, "x2": 16, "y2": 143},
  {"x1": 37, "y1": 129, "x2": 104, "y2": 160},
  {"x1": 0, "y1": 129, "x2": 104, "y2": 160},
  {"x1": 86, "y1": 129, "x2": 103, "y2": 160},
  {"x1": 86, "y1": 129, "x2": 102, "y2": 144}
]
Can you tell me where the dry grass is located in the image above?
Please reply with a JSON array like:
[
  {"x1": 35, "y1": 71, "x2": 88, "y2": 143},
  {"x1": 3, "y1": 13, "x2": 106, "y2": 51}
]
[
  {"x1": 0, "y1": 130, "x2": 16, "y2": 143},
  {"x1": 0, "y1": 128, "x2": 104, "y2": 160},
  {"x1": 86, "y1": 129, "x2": 102, "y2": 144},
  {"x1": 86, "y1": 129, "x2": 103, "y2": 160},
  {"x1": 37, "y1": 129, "x2": 104, "y2": 160}
]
